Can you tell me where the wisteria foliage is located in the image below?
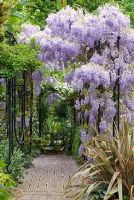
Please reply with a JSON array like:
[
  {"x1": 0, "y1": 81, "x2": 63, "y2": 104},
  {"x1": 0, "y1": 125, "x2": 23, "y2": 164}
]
[{"x1": 18, "y1": 4, "x2": 134, "y2": 133}]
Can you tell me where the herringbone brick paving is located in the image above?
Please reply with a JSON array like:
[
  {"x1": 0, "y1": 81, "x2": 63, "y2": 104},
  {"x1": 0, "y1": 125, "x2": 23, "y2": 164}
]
[{"x1": 15, "y1": 154, "x2": 78, "y2": 200}]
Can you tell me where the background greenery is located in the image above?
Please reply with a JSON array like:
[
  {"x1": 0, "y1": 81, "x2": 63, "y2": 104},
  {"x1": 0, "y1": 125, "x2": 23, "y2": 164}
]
[
  {"x1": 2, "y1": 0, "x2": 134, "y2": 34},
  {"x1": 22, "y1": 0, "x2": 134, "y2": 27}
]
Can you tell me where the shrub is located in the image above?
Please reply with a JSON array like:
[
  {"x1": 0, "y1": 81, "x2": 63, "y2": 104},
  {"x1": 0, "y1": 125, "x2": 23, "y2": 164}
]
[
  {"x1": 31, "y1": 133, "x2": 49, "y2": 155},
  {"x1": 0, "y1": 140, "x2": 25, "y2": 180},
  {"x1": 8, "y1": 148, "x2": 24, "y2": 181},
  {"x1": 0, "y1": 160, "x2": 15, "y2": 200},
  {"x1": 0, "y1": 140, "x2": 8, "y2": 163},
  {"x1": 67, "y1": 121, "x2": 134, "y2": 200}
]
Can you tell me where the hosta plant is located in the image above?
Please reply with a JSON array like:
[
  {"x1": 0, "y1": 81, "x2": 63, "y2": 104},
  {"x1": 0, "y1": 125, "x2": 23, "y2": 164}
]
[{"x1": 67, "y1": 121, "x2": 134, "y2": 200}]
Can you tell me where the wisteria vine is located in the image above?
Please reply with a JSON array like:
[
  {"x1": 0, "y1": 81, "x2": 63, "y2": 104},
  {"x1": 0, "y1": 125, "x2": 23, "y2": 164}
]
[{"x1": 18, "y1": 4, "x2": 134, "y2": 137}]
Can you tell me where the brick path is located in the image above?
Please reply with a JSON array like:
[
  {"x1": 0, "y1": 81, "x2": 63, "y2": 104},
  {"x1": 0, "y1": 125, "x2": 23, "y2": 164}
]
[{"x1": 15, "y1": 154, "x2": 78, "y2": 200}]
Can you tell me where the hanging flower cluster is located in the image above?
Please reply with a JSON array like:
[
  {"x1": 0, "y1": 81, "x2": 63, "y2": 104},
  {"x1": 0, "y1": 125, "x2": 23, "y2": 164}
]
[
  {"x1": 0, "y1": 78, "x2": 6, "y2": 84},
  {"x1": 18, "y1": 5, "x2": 133, "y2": 67},
  {"x1": 0, "y1": 101, "x2": 6, "y2": 110},
  {"x1": 17, "y1": 116, "x2": 30, "y2": 128},
  {"x1": 47, "y1": 93, "x2": 59, "y2": 106},
  {"x1": 78, "y1": 129, "x2": 91, "y2": 158},
  {"x1": 32, "y1": 70, "x2": 43, "y2": 96},
  {"x1": 72, "y1": 64, "x2": 117, "y2": 131},
  {"x1": 72, "y1": 64, "x2": 110, "y2": 91}
]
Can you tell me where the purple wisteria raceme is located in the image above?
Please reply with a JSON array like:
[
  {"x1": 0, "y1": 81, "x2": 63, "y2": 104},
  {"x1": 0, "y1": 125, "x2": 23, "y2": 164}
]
[
  {"x1": 124, "y1": 99, "x2": 134, "y2": 112},
  {"x1": 121, "y1": 70, "x2": 134, "y2": 92},
  {"x1": 99, "y1": 121, "x2": 107, "y2": 133},
  {"x1": 0, "y1": 78, "x2": 5, "y2": 84},
  {"x1": 103, "y1": 98, "x2": 116, "y2": 123},
  {"x1": 84, "y1": 110, "x2": 89, "y2": 122},
  {"x1": 44, "y1": 76, "x2": 57, "y2": 84},
  {"x1": 126, "y1": 30, "x2": 134, "y2": 63},
  {"x1": 46, "y1": 6, "x2": 84, "y2": 38},
  {"x1": 98, "y1": 4, "x2": 130, "y2": 32},
  {"x1": 78, "y1": 130, "x2": 91, "y2": 158},
  {"x1": 47, "y1": 93, "x2": 59, "y2": 106},
  {"x1": 78, "y1": 144, "x2": 84, "y2": 158},
  {"x1": 83, "y1": 95, "x2": 90, "y2": 105},
  {"x1": 90, "y1": 53, "x2": 104, "y2": 65},
  {"x1": 70, "y1": 13, "x2": 98, "y2": 46},
  {"x1": 31, "y1": 28, "x2": 51, "y2": 46},
  {"x1": 75, "y1": 99, "x2": 81, "y2": 110},
  {"x1": 16, "y1": 117, "x2": 30, "y2": 127},
  {"x1": 80, "y1": 129, "x2": 90, "y2": 143},
  {"x1": 39, "y1": 36, "x2": 81, "y2": 64},
  {"x1": 32, "y1": 70, "x2": 43, "y2": 96},
  {"x1": 17, "y1": 117, "x2": 21, "y2": 125},
  {"x1": 0, "y1": 101, "x2": 6, "y2": 109},
  {"x1": 18, "y1": 24, "x2": 40, "y2": 44},
  {"x1": 65, "y1": 71, "x2": 74, "y2": 83},
  {"x1": 25, "y1": 117, "x2": 30, "y2": 128},
  {"x1": 91, "y1": 99, "x2": 100, "y2": 114},
  {"x1": 72, "y1": 64, "x2": 110, "y2": 90}
]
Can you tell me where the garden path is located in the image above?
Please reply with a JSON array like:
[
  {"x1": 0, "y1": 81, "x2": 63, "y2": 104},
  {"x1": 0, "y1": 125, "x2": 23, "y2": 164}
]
[{"x1": 15, "y1": 154, "x2": 78, "y2": 200}]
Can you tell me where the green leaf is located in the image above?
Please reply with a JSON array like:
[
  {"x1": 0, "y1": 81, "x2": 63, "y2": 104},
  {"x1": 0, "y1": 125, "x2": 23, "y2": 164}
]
[
  {"x1": 104, "y1": 171, "x2": 119, "y2": 198},
  {"x1": 85, "y1": 182, "x2": 102, "y2": 197},
  {"x1": 56, "y1": 0, "x2": 62, "y2": 10},
  {"x1": 11, "y1": 11, "x2": 26, "y2": 19},
  {"x1": 0, "y1": 160, "x2": 6, "y2": 169},
  {"x1": 56, "y1": 0, "x2": 67, "y2": 10},
  {"x1": 19, "y1": 0, "x2": 36, "y2": 7}
]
